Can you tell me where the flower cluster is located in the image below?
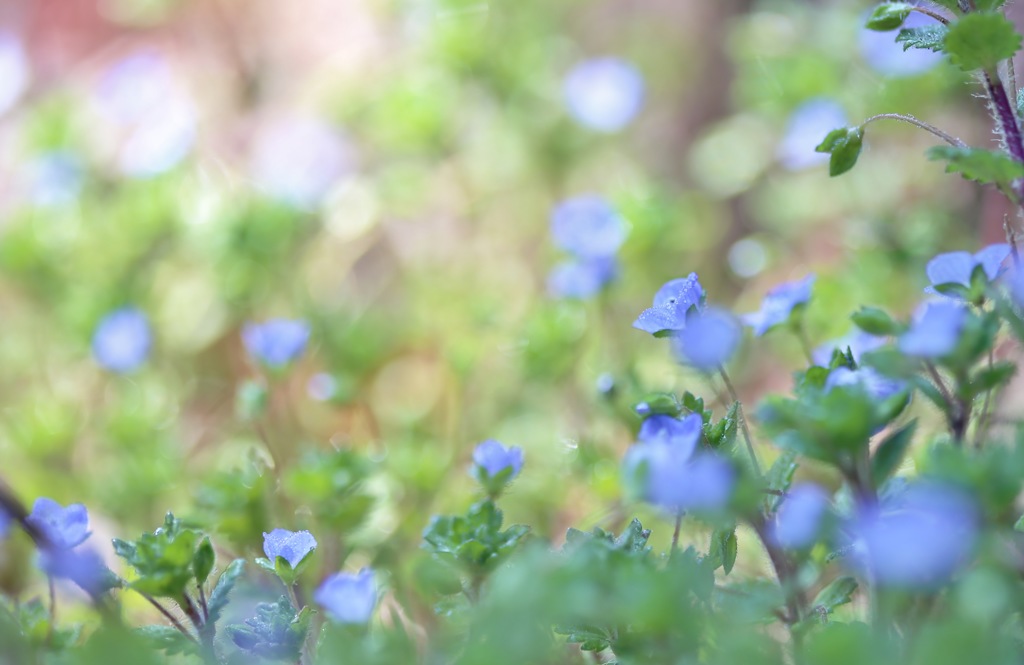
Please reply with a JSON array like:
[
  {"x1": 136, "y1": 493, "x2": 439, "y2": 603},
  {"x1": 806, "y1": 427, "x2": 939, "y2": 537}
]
[{"x1": 547, "y1": 196, "x2": 626, "y2": 299}]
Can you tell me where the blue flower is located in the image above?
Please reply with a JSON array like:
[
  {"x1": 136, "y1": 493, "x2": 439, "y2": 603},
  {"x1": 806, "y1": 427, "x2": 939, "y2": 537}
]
[
  {"x1": 632, "y1": 273, "x2": 705, "y2": 335},
  {"x1": 314, "y1": 568, "x2": 378, "y2": 624},
  {"x1": 563, "y1": 57, "x2": 644, "y2": 132},
  {"x1": 250, "y1": 116, "x2": 351, "y2": 209},
  {"x1": 27, "y1": 498, "x2": 90, "y2": 551},
  {"x1": 472, "y1": 440, "x2": 524, "y2": 480},
  {"x1": 742, "y1": 275, "x2": 815, "y2": 336},
  {"x1": 812, "y1": 329, "x2": 884, "y2": 366},
  {"x1": 898, "y1": 302, "x2": 966, "y2": 358},
  {"x1": 92, "y1": 308, "x2": 151, "y2": 373},
  {"x1": 263, "y1": 529, "x2": 317, "y2": 569},
  {"x1": 1005, "y1": 264, "x2": 1024, "y2": 308},
  {"x1": 624, "y1": 439, "x2": 734, "y2": 514},
  {"x1": 550, "y1": 196, "x2": 627, "y2": 259},
  {"x1": 825, "y1": 366, "x2": 905, "y2": 403},
  {"x1": 28, "y1": 151, "x2": 83, "y2": 206},
  {"x1": 672, "y1": 307, "x2": 742, "y2": 371},
  {"x1": 638, "y1": 413, "x2": 703, "y2": 459},
  {"x1": 777, "y1": 99, "x2": 847, "y2": 171},
  {"x1": 0, "y1": 507, "x2": 10, "y2": 538},
  {"x1": 243, "y1": 319, "x2": 310, "y2": 368},
  {"x1": 39, "y1": 548, "x2": 111, "y2": 597},
  {"x1": 547, "y1": 257, "x2": 617, "y2": 299},
  {"x1": 848, "y1": 482, "x2": 977, "y2": 588},
  {"x1": 925, "y1": 244, "x2": 1011, "y2": 296},
  {"x1": 771, "y1": 484, "x2": 830, "y2": 550},
  {"x1": 859, "y1": 9, "x2": 943, "y2": 77}
]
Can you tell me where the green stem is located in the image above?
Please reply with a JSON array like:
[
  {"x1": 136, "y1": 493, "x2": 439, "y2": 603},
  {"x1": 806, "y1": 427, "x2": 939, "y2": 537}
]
[
  {"x1": 860, "y1": 113, "x2": 966, "y2": 148},
  {"x1": 718, "y1": 367, "x2": 763, "y2": 477}
]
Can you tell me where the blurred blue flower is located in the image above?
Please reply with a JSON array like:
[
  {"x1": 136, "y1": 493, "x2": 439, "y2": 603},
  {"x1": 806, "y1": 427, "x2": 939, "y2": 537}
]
[
  {"x1": 251, "y1": 116, "x2": 352, "y2": 209},
  {"x1": 27, "y1": 498, "x2": 90, "y2": 551},
  {"x1": 813, "y1": 329, "x2": 885, "y2": 366},
  {"x1": 547, "y1": 257, "x2": 617, "y2": 299},
  {"x1": 550, "y1": 196, "x2": 627, "y2": 259},
  {"x1": 777, "y1": 99, "x2": 847, "y2": 170},
  {"x1": 772, "y1": 484, "x2": 830, "y2": 550},
  {"x1": 632, "y1": 273, "x2": 705, "y2": 335},
  {"x1": 119, "y1": 100, "x2": 196, "y2": 178},
  {"x1": 925, "y1": 244, "x2": 1012, "y2": 295},
  {"x1": 859, "y1": 9, "x2": 943, "y2": 77},
  {"x1": 849, "y1": 482, "x2": 978, "y2": 588},
  {"x1": 263, "y1": 529, "x2": 317, "y2": 569},
  {"x1": 564, "y1": 57, "x2": 644, "y2": 132},
  {"x1": 742, "y1": 275, "x2": 815, "y2": 336},
  {"x1": 28, "y1": 152, "x2": 83, "y2": 206},
  {"x1": 1005, "y1": 264, "x2": 1024, "y2": 308},
  {"x1": 672, "y1": 307, "x2": 742, "y2": 371},
  {"x1": 898, "y1": 302, "x2": 966, "y2": 358},
  {"x1": 243, "y1": 319, "x2": 310, "y2": 368},
  {"x1": 39, "y1": 548, "x2": 111, "y2": 597},
  {"x1": 634, "y1": 402, "x2": 651, "y2": 416},
  {"x1": 472, "y1": 440, "x2": 524, "y2": 480},
  {"x1": 92, "y1": 308, "x2": 151, "y2": 373},
  {"x1": 651, "y1": 451, "x2": 735, "y2": 514},
  {"x1": 825, "y1": 366, "x2": 905, "y2": 402},
  {"x1": 0, "y1": 32, "x2": 29, "y2": 117},
  {"x1": 314, "y1": 568, "x2": 378, "y2": 624},
  {"x1": 0, "y1": 507, "x2": 10, "y2": 538},
  {"x1": 638, "y1": 413, "x2": 703, "y2": 459}
]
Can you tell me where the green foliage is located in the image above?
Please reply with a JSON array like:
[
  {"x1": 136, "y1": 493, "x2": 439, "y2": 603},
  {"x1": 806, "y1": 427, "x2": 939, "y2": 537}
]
[
  {"x1": 422, "y1": 500, "x2": 530, "y2": 574},
  {"x1": 113, "y1": 513, "x2": 205, "y2": 598},
  {"x1": 135, "y1": 625, "x2": 199, "y2": 657},
  {"x1": 943, "y1": 13, "x2": 1022, "y2": 72},
  {"x1": 284, "y1": 449, "x2": 375, "y2": 531},
  {"x1": 851, "y1": 306, "x2": 902, "y2": 336},
  {"x1": 815, "y1": 127, "x2": 864, "y2": 177},
  {"x1": 865, "y1": 3, "x2": 914, "y2": 32},
  {"x1": 927, "y1": 146, "x2": 1024, "y2": 186},
  {"x1": 897, "y1": 25, "x2": 949, "y2": 52},
  {"x1": 226, "y1": 597, "x2": 313, "y2": 662},
  {"x1": 809, "y1": 576, "x2": 859, "y2": 619},
  {"x1": 207, "y1": 560, "x2": 246, "y2": 627}
]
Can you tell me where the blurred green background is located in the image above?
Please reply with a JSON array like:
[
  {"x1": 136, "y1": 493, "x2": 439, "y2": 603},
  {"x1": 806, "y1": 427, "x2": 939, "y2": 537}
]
[{"x1": 0, "y1": 0, "x2": 1014, "y2": 630}]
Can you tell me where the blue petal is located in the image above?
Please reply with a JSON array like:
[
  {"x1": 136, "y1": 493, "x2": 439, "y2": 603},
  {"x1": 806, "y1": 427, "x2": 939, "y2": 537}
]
[
  {"x1": 773, "y1": 484, "x2": 830, "y2": 550},
  {"x1": 652, "y1": 273, "x2": 704, "y2": 309},
  {"x1": 925, "y1": 251, "x2": 974, "y2": 288},
  {"x1": 973, "y1": 243, "x2": 1012, "y2": 281},
  {"x1": 632, "y1": 305, "x2": 684, "y2": 335},
  {"x1": 563, "y1": 58, "x2": 645, "y2": 133},
  {"x1": 314, "y1": 568, "x2": 378, "y2": 624},
  {"x1": 549, "y1": 196, "x2": 626, "y2": 259},
  {"x1": 637, "y1": 413, "x2": 702, "y2": 459},
  {"x1": 898, "y1": 302, "x2": 965, "y2": 358},
  {"x1": 673, "y1": 307, "x2": 741, "y2": 370}
]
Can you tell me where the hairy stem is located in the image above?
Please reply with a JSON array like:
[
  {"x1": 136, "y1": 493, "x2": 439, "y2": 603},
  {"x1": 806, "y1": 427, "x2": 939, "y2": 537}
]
[
  {"x1": 718, "y1": 367, "x2": 763, "y2": 477},
  {"x1": 860, "y1": 114, "x2": 966, "y2": 148},
  {"x1": 983, "y1": 72, "x2": 1024, "y2": 202},
  {"x1": 909, "y1": 6, "x2": 951, "y2": 25}
]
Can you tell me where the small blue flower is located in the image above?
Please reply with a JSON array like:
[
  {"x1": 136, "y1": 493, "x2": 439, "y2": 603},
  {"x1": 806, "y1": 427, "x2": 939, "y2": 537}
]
[
  {"x1": 859, "y1": 9, "x2": 943, "y2": 77},
  {"x1": 742, "y1": 275, "x2": 815, "y2": 337},
  {"x1": 812, "y1": 329, "x2": 884, "y2": 366},
  {"x1": 0, "y1": 507, "x2": 10, "y2": 538},
  {"x1": 472, "y1": 439, "x2": 524, "y2": 480},
  {"x1": 849, "y1": 482, "x2": 977, "y2": 588},
  {"x1": 550, "y1": 196, "x2": 627, "y2": 259},
  {"x1": 898, "y1": 302, "x2": 966, "y2": 358},
  {"x1": 632, "y1": 273, "x2": 705, "y2": 335},
  {"x1": 243, "y1": 319, "x2": 310, "y2": 368},
  {"x1": 624, "y1": 437, "x2": 734, "y2": 514},
  {"x1": 263, "y1": 529, "x2": 317, "y2": 569},
  {"x1": 672, "y1": 307, "x2": 742, "y2": 371},
  {"x1": 92, "y1": 308, "x2": 151, "y2": 373},
  {"x1": 634, "y1": 402, "x2": 651, "y2": 416},
  {"x1": 39, "y1": 548, "x2": 110, "y2": 596},
  {"x1": 314, "y1": 568, "x2": 378, "y2": 624},
  {"x1": 27, "y1": 498, "x2": 90, "y2": 551},
  {"x1": 563, "y1": 58, "x2": 644, "y2": 132},
  {"x1": 777, "y1": 99, "x2": 847, "y2": 171},
  {"x1": 638, "y1": 413, "x2": 703, "y2": 459},
  {"x1": 548, "y1": 257, "x2": 617, "y2": 299},
  {"x1": 925, "y1": 244, "x2": 1011, "y2": 296},
  {"x1": 825, "y1": 366, "x2": 905, "y2": 403},
  {"x1": 772, "y1": 484, "x2": 830, "y2": 550}
]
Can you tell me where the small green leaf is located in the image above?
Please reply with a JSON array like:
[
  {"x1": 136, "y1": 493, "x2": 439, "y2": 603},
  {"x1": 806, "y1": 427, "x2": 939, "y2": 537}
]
[
  {"x1": 637, "y1": 392, "x2": 682, "y2": 417},
  {"x1": 815, "y1": 127, "x2": 864, "y2": 177},
  {"x1": 193, "y1": 537, "x2": 215, "y2": 586},
  {"x1": 812, "y1": 576, "x2": 859, "y2": 613},
  {"x1": 866, "y1": 3, "x2": 913, "y2": 31},
  {"x1": 851, "y1": 306, "x2": 901, "y2": 336},
  {"x1": 765, "y1": 450, "x2": 798, "y2": 512},
  {"x1": 927, "y1": 146, "x2": 1024, "y2": 185},
  {"x1": 1014, "y1": 513, "x2": 1024, "y2": 532},
  {"x1": 970, "y1": 361, "x2": 1016, "y2": 397},
  {"x1": 944, "y1": 12, "x2": 1022, "y2": 72},
  {"x1": 871, "y1": 419, "x2": 917, "y2": 486},
  {"x1": 207, "y1": 560, "x2": 245, "y2": 626},
  {"x1": 897, "y1": 25, "x2": 948, "y2": 52}
]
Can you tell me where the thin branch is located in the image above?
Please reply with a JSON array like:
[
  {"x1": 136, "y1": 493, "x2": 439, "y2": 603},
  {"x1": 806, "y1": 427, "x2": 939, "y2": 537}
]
[
  {"x1": 909, "y1": 6, "x2": 951, "y2": 25},
  {"x1": 671, "y1": 512, "x2": 684, "y2": 554},
  {"x1": 718, "y1": 367, "x2": 763, "y2": 477},
  {"x1": 860, "y1": 113, "x2": 967, "y2": 148},
  {"x1": 139, "y1": 592, "x2": 197, "y2": 642}
]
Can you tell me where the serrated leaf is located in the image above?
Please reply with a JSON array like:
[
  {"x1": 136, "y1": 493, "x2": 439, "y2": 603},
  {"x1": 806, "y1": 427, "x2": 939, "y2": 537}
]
[
  {"x1": 866, "y1": 3, "x2": 913, "y2": 31},
  {"x1": 136, "y1": 625, "x2": 199, "y2": 657},
  {"x1": 851, "y1": 306, "x2": 900, "y2": 336},
  {"x1": 944, "y1": 12, "x2": 1022, "y2": 72},
  {"x1": 765, "y1": 450, "x2": 798, "y2": 512},
  {"x1": 897, "y1": 25, "x2": 948, "y2": 52},
  {"x1": 871, "y1": 420, "x2": 917, "y2": 487},
  {"x1": 927, "y1": 146, "x2": 1024, "y2": 185},
  {"x1": 815, "y1": 127, "x2": 864, "y2": 177},
  {"x1": 812, "y1": 576, "x2": 859, "y2": 613},
  {"x1": 207, "y1": 560, "x2": 245, "y2": 626}
]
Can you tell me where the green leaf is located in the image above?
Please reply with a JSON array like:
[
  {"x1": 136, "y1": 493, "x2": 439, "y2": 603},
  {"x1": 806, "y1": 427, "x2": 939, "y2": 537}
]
[
  {"x1": 815, "y1": 127, "x2": 864, "y2": 177},
  {"x1": 927, "y1": 146, "x2": 1024, "y2": 185},
  {"x1": 944, "y1": 12, "x2": 1022, "y2": 72},
  {"x1": 764, "y1": 450, "x2": 798, "y2": 512},
  {"x1": 135, "y1": 625, "x2": 199, "y2": 657},
  {"x1": 976, "y1": 0, "x2": 1008, "y2": 10},
  {"x1": 193, "y1": 537, "x2": 215, "y2": 586},
  {"x1": 207, "y1": 559, "x2": 245, "y2": 626},
  {"x1": 1014, "y1": 513, "x2": 1024, "y2": 532},
  {"x1": 1018, "y1": 88, "x2": 1024, "y2": 119},
  {"x1": 871, "y1": 420, "x2": 917, "y2": 486},
  {"x1": 812, "y1": 576, "x2": 859, "y2": 614},
  {"x1": 897, "y1": 25, "x2": 948, "y2": 52},
  {"x1": 637, "y1": 392, "x2": 683, "y2": 417},
  {"x1": 970, "y1": 361, "x2": 1016, "y2": 397},
  {"x1": 866, "y1": 3, "x2": 913, "y2": 31},
  {"x1": 851, "y1": 306, "x2": 901, "y2": 336}
]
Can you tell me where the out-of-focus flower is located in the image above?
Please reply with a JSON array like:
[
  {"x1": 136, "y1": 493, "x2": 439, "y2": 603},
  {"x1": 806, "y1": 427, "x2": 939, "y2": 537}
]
[
  {"x1": 898, "y1": 302, "x2": 966, "y2": 358},
  {"x1": 550, "y1": 196, "x2": 627, "y2": 259},
  {"x1": 849, "y1": 482, "x2": 978, "y2": 588},
  {"x1": 92, "y1": 308, "x2": 152, "y2": 373},
  {"x1": 624, "y1": 433, "x2": 734, "y2": 514},
  {"x1": 925, "y1": 244, "x2": 1012, "y2": 295},
  {"x1": 472, "y1": 440, "x2": 524, "y2": 480},
  {"x1": 27, "y1": 498, "x2": 90, "y2": 550},
  {"x1": 859, "y1": 9, "x2": 943, "y2": 77},
  {"x1": 633, "y1": 273, "x2": 705, "y2": 335},
  {"x1": 242, "y1": 319, "x2": 310, "y2": 368},
  {"x1": 548, "y1": 257, "x2": 618, "y2": 299},
  {"x1": 742, "y1": 275, "x2": 815, "y2": 336},
  {"x1": 39, "y1": 548, "x2": 112, "y2": 597},
  {"x1": 0, "y1": 32, "x2": 29, "y2": 117},
  {"x1": 0, "y1": 507, "x2": 10, "y2": 538},
  {"x1": 119, "y1": 99, "x2": 196, "y2": 178},
  {"x1": 813, "y1": 329, "x2": 885, "y2": 366},
  {"x1": 563, "y1": 57, "x2": 644, "y2": 132},
  {"x1": 250, "y1": 116, "x2": 352, "y2": 209},
  {"x1": 263, "y1": 529, "x2": 317, "y2": 569},
  {"x1": 314, "y1": 568, "x2": 378, "y2": 624},
  {"x1": 637, "y1": 413, "x2": 703, "y2": 459},
  {"x1": 1005, "y1": 264, "x2": 1024, "y2": 308},
  {"x1": 672, "y1": 307, "x2": 742, "y2": 371},
  {"x1": 777, "y1": 99, "x2": 847, "y2": 170},
  {"x1": 27, "y1": 152, "x2": 83, "y2": 206},
  {"x1": 825, "y1": 366, "x2": 905, "y2": 402},
  {"x1": 772, "y1": 484, "x2": 830, "y2": 550}
]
